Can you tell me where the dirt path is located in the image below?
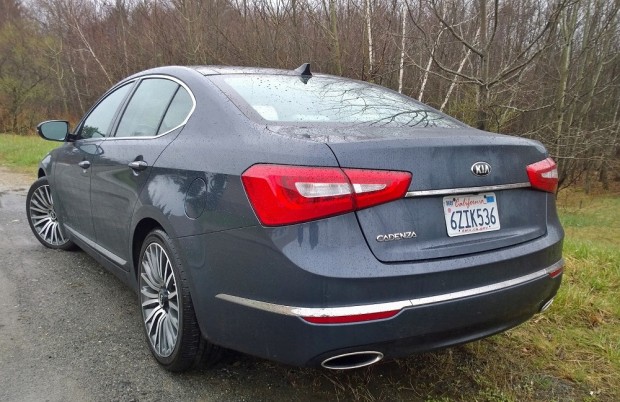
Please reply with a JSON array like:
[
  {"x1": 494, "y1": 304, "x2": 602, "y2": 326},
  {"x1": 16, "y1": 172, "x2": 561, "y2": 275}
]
[{"x1": 0, "y1": 167, "x2": 33, "y2": 192}]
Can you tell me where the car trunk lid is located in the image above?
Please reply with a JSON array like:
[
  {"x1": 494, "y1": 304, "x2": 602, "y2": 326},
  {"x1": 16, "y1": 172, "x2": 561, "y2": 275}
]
[{"x1": 271, "y1": 125, "x2": 550, "y2": 262}]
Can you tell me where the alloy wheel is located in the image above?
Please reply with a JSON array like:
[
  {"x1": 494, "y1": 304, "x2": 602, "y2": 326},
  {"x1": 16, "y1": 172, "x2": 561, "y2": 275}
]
[
  {"x1": 28, "y1": 183, "x2": 67, "y2": 246},
  {"x1": 140, "y1": 242, "x2": 179, "y2": 358}
]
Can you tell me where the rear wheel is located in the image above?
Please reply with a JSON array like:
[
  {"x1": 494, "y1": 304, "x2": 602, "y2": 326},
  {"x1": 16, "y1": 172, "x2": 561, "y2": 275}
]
[
  {"x1": 138, "y1": 229, "x2": 220, "y2": 371},
  {"x1": 26, "y1": 177, "x2": 75, "y2": 250}
]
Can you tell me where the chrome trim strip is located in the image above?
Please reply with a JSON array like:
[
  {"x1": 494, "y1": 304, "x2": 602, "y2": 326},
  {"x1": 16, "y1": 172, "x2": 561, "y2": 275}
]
[
  {"x1": 408, "y1": 259, "x2": 564, "y2": 307},
  {"x1": 216, "y1": 259, "x2": 564, "y2": 318},
  {"x1": 544, "y1": 259, "x2": 565, "y2": 275},
  {"x1": 215, "y1": 295, "x2": 411, "y2": 317},
  {"x1": 405, "y1": 182, "x2": 530, "y2": 198},
  {"x1": 64, "y1": 225, "x2": 127, "y2": 266}
]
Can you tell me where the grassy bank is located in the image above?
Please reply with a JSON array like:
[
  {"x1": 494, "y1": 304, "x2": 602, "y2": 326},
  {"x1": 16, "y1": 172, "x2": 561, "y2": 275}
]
[
  {"x1": 0, "y1": 133, "x2": 618, "y2": 400},
  {"x1": 0, "y1": 133, "x2": 60, "y2": 173},
  {"x1": 547, "y1": 191, "x2": 619, "y2": 398}
]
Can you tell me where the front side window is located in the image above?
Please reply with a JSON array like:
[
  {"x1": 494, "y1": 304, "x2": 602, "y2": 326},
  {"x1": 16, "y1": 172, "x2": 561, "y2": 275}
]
[
  {"x1": 116, "y1": 78, "x2": 179, "y2": 138},
  {"x1": 214, "y1": 75, "x2": 462, "y2": 129},
  {"x1": 80, "y1": 83, "x2": 133, "y2": 139}
]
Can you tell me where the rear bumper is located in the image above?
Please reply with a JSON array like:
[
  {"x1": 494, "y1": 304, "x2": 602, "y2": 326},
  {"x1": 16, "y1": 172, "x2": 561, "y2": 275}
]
[
  {"x1": 208, "y1": 262, "x2": 561, "y2": 366},
  {"x1": 177, "y1": 212, "x2": 563, "y2": 367},
  {"x1": 215, "y1": 260, "x2": 563, "y2": 323}
]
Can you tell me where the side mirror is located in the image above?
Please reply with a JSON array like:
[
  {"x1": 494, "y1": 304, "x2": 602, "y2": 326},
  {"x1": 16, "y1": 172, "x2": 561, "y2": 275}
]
[{"x1": 37, "y1": 120, "x2": 70, "y2": 142}]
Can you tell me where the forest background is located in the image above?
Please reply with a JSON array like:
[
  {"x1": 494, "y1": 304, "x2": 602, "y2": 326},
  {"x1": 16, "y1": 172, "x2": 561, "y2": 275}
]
[{"x1": 0, "y1": 0, "x2": 618, "y2": 190}]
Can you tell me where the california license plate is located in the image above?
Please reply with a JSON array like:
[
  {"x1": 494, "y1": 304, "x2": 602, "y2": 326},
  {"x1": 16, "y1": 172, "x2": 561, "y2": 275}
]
[{"x1": 443, "y1": 193, "x2": 500, "y2": 237}]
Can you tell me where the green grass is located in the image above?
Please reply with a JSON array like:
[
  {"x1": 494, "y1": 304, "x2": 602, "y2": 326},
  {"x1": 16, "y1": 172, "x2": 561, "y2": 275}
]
[
  {"x1": 0, "y1": 133, "x2": 60, "y2": 173},
  {"x1": 550, "y1": 191, "x2": 620, "y2": 394}
]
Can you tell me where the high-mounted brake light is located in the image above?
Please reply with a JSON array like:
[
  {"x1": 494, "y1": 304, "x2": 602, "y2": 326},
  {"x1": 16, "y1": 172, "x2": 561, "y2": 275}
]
[
  {"x1": 527, "y1": 157, "x2": 558, "y2": 193},
  {"x1": 241, "y1": 164, "x2": 411, "y2": 226}
]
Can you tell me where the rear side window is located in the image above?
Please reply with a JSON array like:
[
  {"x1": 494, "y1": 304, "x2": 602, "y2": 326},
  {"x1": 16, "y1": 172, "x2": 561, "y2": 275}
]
[
  {"x1": 116, "y1": 78, "x2": 179, "y2": 137},
  {"x1": 158, "y1": 87, "x2": 193, "y2": 135},
  {"x1": 215, "y1": 75, "x2": 462, "y2": 129}
]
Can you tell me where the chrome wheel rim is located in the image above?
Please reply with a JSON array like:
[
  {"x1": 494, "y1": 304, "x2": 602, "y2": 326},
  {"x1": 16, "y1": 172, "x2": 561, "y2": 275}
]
[
  {"x1": 29, "y1": 184, "x2": 67, "y2": 246},
  {"x1": 140, "y1": 243, "x2": 179, "y2": 358}
]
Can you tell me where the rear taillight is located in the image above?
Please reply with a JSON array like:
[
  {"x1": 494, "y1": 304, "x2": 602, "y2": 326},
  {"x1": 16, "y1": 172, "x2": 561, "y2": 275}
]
[
  {"x1": 527, "y1": 157, "x2": 558, "y2": 193},
  {"x1": 241, "y1": 164, "x2": 411, "y2": 226}
]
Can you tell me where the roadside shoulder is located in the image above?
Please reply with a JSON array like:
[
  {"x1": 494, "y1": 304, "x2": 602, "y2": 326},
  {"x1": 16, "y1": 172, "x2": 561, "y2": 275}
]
[{"x1": 0, "y1": 167, "x2": 35, "y2": 192}]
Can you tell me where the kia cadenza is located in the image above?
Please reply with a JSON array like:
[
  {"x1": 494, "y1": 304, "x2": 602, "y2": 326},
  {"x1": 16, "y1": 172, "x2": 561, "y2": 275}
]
[{"x1": 27, "y1": 64, "x2": 563, "y2": 371}]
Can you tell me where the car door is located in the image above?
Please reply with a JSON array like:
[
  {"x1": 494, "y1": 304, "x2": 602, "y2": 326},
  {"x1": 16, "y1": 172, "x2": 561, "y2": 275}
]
[
  {"x1": 89, "y1": 77, "x2": 194, "y2": 269},
  {"x1": 53, "y1": 83, "x2": 134, "y2": 242}
]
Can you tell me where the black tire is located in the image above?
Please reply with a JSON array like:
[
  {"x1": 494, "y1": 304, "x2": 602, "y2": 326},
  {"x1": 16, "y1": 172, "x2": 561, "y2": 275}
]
[
  {"x1": 26, "y1": 177, "x2": 76, "y2": 250},
  {"x1": 138, "y1": 228, "x2": 220, "y2": 372}
]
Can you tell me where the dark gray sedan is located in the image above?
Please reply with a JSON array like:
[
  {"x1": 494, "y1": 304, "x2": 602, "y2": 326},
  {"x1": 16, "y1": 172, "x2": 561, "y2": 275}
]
[{"x1": 27, "y1": 64, "x2": 563, "y2": 371}]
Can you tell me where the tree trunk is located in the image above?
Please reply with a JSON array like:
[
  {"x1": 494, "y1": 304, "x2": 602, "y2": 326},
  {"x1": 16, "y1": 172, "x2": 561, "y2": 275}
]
[
  {"x1": 476, "y1": 0, "x2": 489, "y2": 130},
  {"x1": 398, "y1": 5, "x2": 407, "y2": 94},
  {"x1": 365, "y1": 0, "x2": 374, "y2": 81},
  {"x1": 328, "y1": 0, "x2": 342, "y2": 75},
  {"x1": 554, "y1": 4, "x2": 578, "y2": 183},
  {"x1": 441, "y1": 28, "x2": 479, "y2": 112}
]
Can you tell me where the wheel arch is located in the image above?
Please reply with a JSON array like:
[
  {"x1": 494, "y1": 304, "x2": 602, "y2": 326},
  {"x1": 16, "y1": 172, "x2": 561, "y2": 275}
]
[
  {"x1": 38, "y1": 152, "x2": 53, "y2": 179},
  {"x1": 132, "y1": 217, "x2": 163, "y2": 280}
]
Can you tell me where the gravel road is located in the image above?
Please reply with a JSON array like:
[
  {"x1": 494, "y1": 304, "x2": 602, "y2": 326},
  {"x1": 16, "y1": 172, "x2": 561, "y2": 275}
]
[{"x1": 0, "y1": 170, "x2": 336, "y2": 402}]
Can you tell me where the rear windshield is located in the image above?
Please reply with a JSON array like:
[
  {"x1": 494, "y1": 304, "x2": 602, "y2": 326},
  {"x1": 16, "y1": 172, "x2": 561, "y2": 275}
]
[{"x1": 212, "y1": 75, "x2": 462, "y2": 128}]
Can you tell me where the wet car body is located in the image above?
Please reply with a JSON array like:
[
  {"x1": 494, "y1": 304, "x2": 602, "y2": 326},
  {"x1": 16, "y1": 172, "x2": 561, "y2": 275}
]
[{"x1": 32, "y1": 65, "x2": 563, "y2": 370}]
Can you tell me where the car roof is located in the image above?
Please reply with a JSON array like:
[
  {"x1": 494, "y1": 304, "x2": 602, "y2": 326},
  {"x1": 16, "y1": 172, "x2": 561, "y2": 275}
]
[
  {"x1": 192, "y1": 66, "x2": 287, "y2": 75},
  {"x1": 121, "y1": 64, "x2": 323, "y2": 87},
  {"x1": 189, "y1": 65, "x2": 328, "y2": 77}
]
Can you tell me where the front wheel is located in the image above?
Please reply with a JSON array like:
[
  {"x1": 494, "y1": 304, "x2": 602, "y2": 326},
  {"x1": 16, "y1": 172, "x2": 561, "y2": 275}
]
[
  {"x1": 138, "y1": 229, "x2": 220, "y2": 371},
  {"x1": 26, "y1": 177, "x2": 75, "y2": 250}
]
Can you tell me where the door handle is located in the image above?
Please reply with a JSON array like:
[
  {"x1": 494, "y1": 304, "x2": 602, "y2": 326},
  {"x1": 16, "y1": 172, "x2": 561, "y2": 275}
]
[
  {"x1": 128, "y1": 160, "x2": 148, "y2": 171},
  {"x1": 78, "y1": 160, "x2": 91, "y2": 169}
]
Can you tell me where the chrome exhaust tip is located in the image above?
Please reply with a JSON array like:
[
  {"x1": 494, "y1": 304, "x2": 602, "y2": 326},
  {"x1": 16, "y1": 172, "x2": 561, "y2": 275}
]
[
  {"x1": 321, "y1": 351, "x2": 383, "y2": 370},
  {"x1": 540, "y1": 298, "x2": 554, "y2": 313}
]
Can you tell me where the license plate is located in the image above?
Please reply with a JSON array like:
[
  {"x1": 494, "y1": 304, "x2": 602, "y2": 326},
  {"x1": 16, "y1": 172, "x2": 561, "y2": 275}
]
[{"x1": 443, "y1": 193, "x2": 500, "y2": 237}]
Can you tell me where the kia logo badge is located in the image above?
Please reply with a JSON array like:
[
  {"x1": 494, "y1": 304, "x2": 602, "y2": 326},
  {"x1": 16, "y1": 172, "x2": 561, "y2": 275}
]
[{"x1": 471, "y1": 161, "x2": 491, "y2": 176}]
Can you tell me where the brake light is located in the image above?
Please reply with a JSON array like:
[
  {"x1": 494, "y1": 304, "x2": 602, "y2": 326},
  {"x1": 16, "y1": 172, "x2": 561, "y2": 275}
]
[
  {"x1": 241, "y1": 164, "x2": 411, "y2": 226},
  {"x1": 343, "y1": 168, "x2": 411, "y2": 209},
  {"x1": 527, "y1": 158, "x2": 558, "y2": 193}
]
